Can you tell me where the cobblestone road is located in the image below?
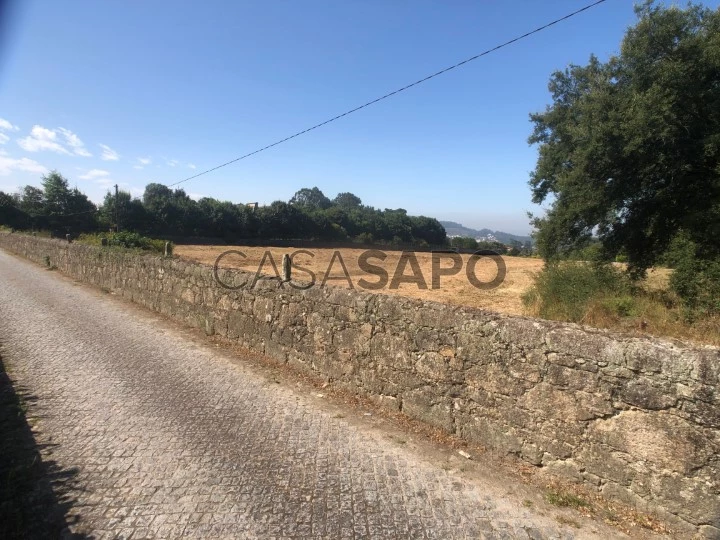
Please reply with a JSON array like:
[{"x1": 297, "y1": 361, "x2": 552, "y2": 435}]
[{"x1": 0, "y1": 249, "x2": 620, "y2": 539}]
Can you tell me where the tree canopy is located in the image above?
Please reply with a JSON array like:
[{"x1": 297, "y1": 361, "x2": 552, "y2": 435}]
[{"x1": 528, "y1": 1, "x2": 720, "y2": 275}]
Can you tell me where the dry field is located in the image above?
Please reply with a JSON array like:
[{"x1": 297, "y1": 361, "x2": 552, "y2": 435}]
[
  {"x1": 174, "y1": 245, "x2": 718, "y2": 345},
  {"x1": 175, "y1": 245, "x2": 545, "y2": 315}
]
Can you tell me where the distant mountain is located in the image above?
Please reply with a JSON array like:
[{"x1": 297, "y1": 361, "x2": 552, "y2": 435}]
[{"x1": 439, "y1": 221, "x2": 533, "y2": 245}]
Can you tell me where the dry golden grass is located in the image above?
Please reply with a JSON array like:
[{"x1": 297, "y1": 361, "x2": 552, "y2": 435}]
[
  {"x1": 175, "y1": 244, "x2": 543, "y2": 315},
  {"x1": 176, "y1": 245, "x2": 719, "y2": 346}
]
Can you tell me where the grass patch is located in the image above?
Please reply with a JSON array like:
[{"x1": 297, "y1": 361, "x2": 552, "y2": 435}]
[
  {"x1": 555, "y1": 515, "x2": 581, "y2": 528},
  {"x1": 545, "y1": 488, "x2": 590, "y2": 509}
]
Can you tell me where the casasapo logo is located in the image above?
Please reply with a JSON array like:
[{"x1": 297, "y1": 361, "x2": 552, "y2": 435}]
[{"x1": 213, "y1": 249, "x2": 506, "y2": 291}]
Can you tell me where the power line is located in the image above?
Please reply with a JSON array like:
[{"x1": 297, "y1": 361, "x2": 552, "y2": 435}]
[{"x1": 168, "y1": 0, "x2": 609, "y2": 188}]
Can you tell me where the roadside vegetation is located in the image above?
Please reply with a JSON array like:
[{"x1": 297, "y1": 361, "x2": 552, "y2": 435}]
[
  {"x1": 77, "y1": 231, "x2": 171, "y2": 254},
  {"x1": 522, "y1": 261, "x2": 720, "y2": 346},
  {"x1": 524, "y1": 1, "x2": 719, "y2": 345}
]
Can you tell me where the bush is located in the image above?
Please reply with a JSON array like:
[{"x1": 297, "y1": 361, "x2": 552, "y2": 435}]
[
  {"x1": 663, "y1": 232, "x2": 720, "y2": 317},
  {"x1": 450, "y1": 236, "x2": 478, "y2": 250},
  {"x1": 77, "y1": 232, "x2": 172, "y2": 254},
  {"x1": 522, "y1": 262, "x2": 632, "y2": 322},
  {"x1": 670, "y1": 257, "x2": 720, "y2": 317}
]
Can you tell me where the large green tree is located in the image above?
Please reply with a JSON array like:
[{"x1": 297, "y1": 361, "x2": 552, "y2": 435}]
[
  {"x1": 289, "y1": 187, "x2": 332, "y2": 210},
  {"x1": 29, "y1": 171, "x2": 97, "y2": 232},
  {"x1": 529, "y1": 1, "x2": 720, "y2": 275}
]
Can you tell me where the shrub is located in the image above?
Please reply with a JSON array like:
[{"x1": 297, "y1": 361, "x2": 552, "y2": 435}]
[
  {"x1": 670, "y1": 256, "x2": 720, "y2": 317},
  {"x1": 354, "y1": 232, "x2": 374, "y2": 244},
  {"x1": 77, "y1": 232, "x2": 172, "y2": 254},
  {"x1": 662, "y1": 232, "x2": 720, "y2": 317},
  {"x1": 522, "y1": 262, "x2": 632, "y2": 323}
]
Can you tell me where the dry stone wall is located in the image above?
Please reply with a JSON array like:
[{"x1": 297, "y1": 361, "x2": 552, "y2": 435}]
[{"x1": 1, "y1": 233, "x2": 718, "y2": 536}]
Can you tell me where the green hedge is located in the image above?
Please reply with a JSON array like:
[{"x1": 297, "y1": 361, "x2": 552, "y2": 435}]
[{"x1": 77, "y1": 232, "x2": 172, "y2": 255}]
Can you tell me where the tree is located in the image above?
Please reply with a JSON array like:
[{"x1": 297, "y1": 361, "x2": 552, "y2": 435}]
[
  {"x1": 528, "y1": 1, "x2": 720, "y2": 275},
  {"x1": 333, "y1": 192, "x2": 362, "y2": 208},
  {"x1": 142, "y1": 183, "x2": 201, "y2": 235},
  {"x1": 18, "y1": 186, "x2": 45, "y2": 224},
  {"x1": 0, "y1": 191, "x2": 30, "y2": 229},
  {"x1": 289, "y1": 187, "x2": 332, "y2": 210},
  {"x1": 99, "y1": 190, "x2": 148, "y2": 233},
  {"x1": 257, "y1": 201, "x2": 311, "y2": 238},
  {"x1": 30, "y1": 171, "x2": 97, "y2": 232},
  {"x1": 410, "y1": 216, "x2": 447, "y2": 246}
]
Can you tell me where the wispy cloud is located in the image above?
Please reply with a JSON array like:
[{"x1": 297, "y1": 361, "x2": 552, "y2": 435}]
[
  {"x1": 133, "y1": 156, "x2": 152, "y2": 170},
  {"x1": 188, "y1": 163, "x2": 196, "y2": 170},
  {"x1": 166, "y1": 159, "x2": 179, "y2": 167},
  {"x1": 58, "y1": 128, "x2": 92, "y2": 157},
  {"x1": 17, "y1": 125, "x2": 91, "y2": 156},
  {"x1": 79, "y1": 168, "x2": 110, "y2": 180},
  {"x1": 0, "y1": 118, "x2": 19, "y2": 145},
  {"x1": 99, "y1": 144, "x2": 119, "y2": 161},
  {"x1": 0, "y1": 154, "x2": 48, "y2": 176},
  {"x1": 0, "y1": 118, "x2": 19, "y2": 132}
]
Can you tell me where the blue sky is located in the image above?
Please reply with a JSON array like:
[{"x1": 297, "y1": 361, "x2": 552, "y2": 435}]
[{"x1": 1, "y1": 0, "x2": 714, "y2": 235}]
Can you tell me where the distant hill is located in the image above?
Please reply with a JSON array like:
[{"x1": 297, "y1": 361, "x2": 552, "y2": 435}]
[{"x1": 439, "y1": 221, "x2": 533, "y2": 245}]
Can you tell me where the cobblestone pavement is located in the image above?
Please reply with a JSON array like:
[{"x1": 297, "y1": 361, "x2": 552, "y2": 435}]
[{"x1": 0, "y1": 249, "x2": 620, "y2": 539}]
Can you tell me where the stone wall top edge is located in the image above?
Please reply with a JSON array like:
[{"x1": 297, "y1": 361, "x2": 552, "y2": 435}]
[{"x1": 3, "y1": 231, "x2": 718, "y2": 356}]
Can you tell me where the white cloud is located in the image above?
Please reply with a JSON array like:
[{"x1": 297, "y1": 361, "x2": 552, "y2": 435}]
[
  {"x1": 0, "y1": 118, "x2": 19, "y2": 132},
  {"x1": 58, "y1": 127, "x2": 92, "y2": 157},
  {"x1": 79, "y1": 168, "x2": 110, "y2": 180},
  {"x1": 18, "y1": 125, "x2": 70, "y2": 154},
  {"x1": 99, "y1": 144, "x2": 119, "y2": 161},
  {"x1": 188, "y1": 163, "x2": 196, "y2": 170},
  {"x1": 0, "y1": 154, "x2": 48, "y2": 176},
  {"x1": 166, "y1": 159, "x2": 179, "y2": 167},
  {"x1": 0, "y1": 133, "x2": 8, "y2": 145},
  {"x1": 17, "y1": 125, "x2": 91, "y2": 156},
  {"x1": 133, "y1": 156, "x2": 152, "y2": 170}
]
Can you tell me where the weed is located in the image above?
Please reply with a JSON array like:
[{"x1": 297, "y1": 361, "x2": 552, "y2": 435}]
[
  {"x1": 555, "y1": 515, "x2": 581, "y2": 528},
  {"x1": 545, "y1": 488, "x2": 589, "y2": 509}
]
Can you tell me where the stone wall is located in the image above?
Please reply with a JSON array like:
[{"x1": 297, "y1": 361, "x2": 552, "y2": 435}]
[{"x1": 2, "y1": 233, "x2": 718, "y2": 535}]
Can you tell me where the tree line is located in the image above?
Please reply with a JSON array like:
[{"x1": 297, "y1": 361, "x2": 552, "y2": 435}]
[{"x1": 0, "y1": 174, "x2": 449, "y2": 247}]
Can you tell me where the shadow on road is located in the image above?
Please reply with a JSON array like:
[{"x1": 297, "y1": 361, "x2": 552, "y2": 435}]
[{"x1": 0, "y1": 355, "x2": 87, "y2": 539}]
